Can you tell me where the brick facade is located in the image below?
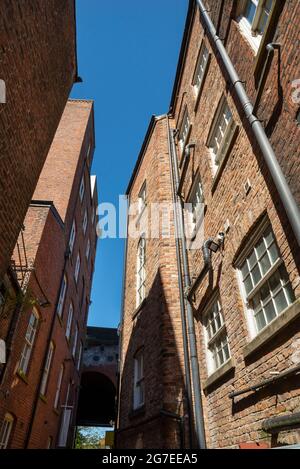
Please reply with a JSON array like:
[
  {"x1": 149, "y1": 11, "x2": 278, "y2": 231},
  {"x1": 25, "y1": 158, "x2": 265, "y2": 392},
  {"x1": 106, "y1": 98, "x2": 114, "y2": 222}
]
[
  {"x1": 0, "y1": 100, "x2": 98, "y2": 448},
  {"x1": 118, "y1": 0, "x2": 300, "y2": 449},
  {"x1": 0, "y1": 0, "x2": 77, "y2": 282}
]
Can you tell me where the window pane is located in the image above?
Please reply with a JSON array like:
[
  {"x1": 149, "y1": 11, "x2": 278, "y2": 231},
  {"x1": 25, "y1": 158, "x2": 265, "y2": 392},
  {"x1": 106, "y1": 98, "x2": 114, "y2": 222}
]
[
  {"x1": 260, "y1": 252, "x2": 271, "y2": 275},
  {"x1": 273, "y1": 289, "x2": 288, "y2": 315},
  {"x1": 252, "y1": 264, "x2": 262, "y2": 286},
  {"x1": 248, "y1": 251, "x2": 257, "y2": 269},
  {"x1": 264, "y1": 300, "x2": 276, "y2": 323},
  {"x1": 269, "y1": 270, "x2": 281, "y2": 293},
  {"x1": 269, "y1": 242, "x2": 279, "y2": 263},
  {"x1": 256, "y1": 238, "x2": 266, "y2": 258},
  {"x1": 241, "y1": 261, "x2": 249, "y2": 280},
  {"x1": 255, "y1": 309, "x2": 266, "y2": 331},
  {"x1": 244, "y1": 275, "x2": 253, "y2": 295},
  {"x1": 244, "y1": 0, "x2": 257, "y2": 25}
]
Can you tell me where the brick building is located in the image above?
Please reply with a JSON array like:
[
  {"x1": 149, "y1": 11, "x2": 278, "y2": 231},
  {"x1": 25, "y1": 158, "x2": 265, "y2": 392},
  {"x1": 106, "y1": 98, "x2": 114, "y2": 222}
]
[
  {"x1": 0, "y1": 100, "x2": 98, "y2": 448},
  {"x1": 117, "y1": 0, "x2": 300, "y2": 449},
  {"x1": 0, "y1": 0, "x2": 78, "y2": 283}
]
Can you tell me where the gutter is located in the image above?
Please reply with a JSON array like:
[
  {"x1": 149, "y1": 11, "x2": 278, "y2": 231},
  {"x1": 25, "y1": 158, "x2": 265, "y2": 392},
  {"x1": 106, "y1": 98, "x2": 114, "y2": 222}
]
[{"x1": 195, "y1": 0, "x2": 300, "y2": 246}]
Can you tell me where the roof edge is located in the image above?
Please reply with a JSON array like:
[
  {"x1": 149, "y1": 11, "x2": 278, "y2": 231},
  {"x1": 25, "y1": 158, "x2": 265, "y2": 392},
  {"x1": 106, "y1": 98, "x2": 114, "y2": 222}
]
[
  {"x1": 169, "y1": 0, "x2": 196, "y2": 115},
  {"x1": 125, "y1": 115, "x2": 166, "y2": 195}
]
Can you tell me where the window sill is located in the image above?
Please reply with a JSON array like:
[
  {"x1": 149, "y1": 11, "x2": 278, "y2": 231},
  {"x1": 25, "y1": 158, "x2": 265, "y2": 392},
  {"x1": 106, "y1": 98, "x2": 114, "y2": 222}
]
[
  {"x1": 211, "y1": 123, "x2": 239, "y2": 193},
  {"x1": 203, "y1": 357, "x2": 235, "y2": 391},
  {"x1": 16, "y1": 370, "x2": 29, "y2": 384},
  {"x1": 129, "y1": 404, "x2": 146, "y2": 420},
  {"x1": 132, "y1": 298, "x2": 147, "y2": 320},
  {"x1": 243, "y1": 298, "x2": 300, "y2": 359},
  {"x1": 237, "y1": 17, "x2": 261, "y2": 54}
]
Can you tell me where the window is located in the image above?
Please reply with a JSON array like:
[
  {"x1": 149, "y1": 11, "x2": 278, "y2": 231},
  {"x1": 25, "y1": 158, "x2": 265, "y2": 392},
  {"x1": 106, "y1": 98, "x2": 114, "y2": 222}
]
[
  {"x1": 40, "y1": 341, "x2": 54, "y2": 396},
  {"x1": 133, "y1": 350, "x2": 144, "y2": 409},
  {"x1": 82, "y1": 209, "x2": 88, "y2": 235},
  {"x1": 86, "y1": 239, "x2": 91, "y2": 261},
  {"x1": 238, "y1": 0, "x2": 274, "y2": 51},
  {"x1": 0, "y1": 413, "x2": 14, "y2": 449},
  {"x1": 91, "y1": 207, "x2": 95, "y2": 225},
  {"x1": 57, "y1": 275, "x2": 67, "y2": 318},
  {"x1": 72, "y1": 324, "x2": 78, "y2": 358},
  {"x1": 69, "y1": 220, "x2": 76, "y2": 254},
  {"x1": 54, "y1": 365, "x2": 64, "y2": 410},
  {"x1": 86, "y1": 143, "x2": 91, "y2": 165},
  {"x1": 204, "y1": 298, "x2": 230, "y2": 374},
  {"x1": 74, "y1": 253, "x2": 81, "y2": 283},
  {"x1": 79, "y1": 175, "x2": 85, "y2": 202},
  {"x1": 178, "y1": 108, "x2": 190, "y2": 154},
  {"x1": 19, "y1": 309, "x2": 39, "y2": 375},
  {"x1": 136, "y1": 237, "x2": 146, "y2": 306},
  {"x1": 208, "y1": 98, "x2": 235, "y2": 174},
  {"x1": 187, "y1": 175, "x2": 204, "y2": 235},
  {"x1": 77, "y1": 342, "x2": 83, "y2": 371},
  {"x1": 66, "y1": 303, "x2": 73, "y2": 340},
  {"x1": 238, "y1": 225, "x2": 295, "y2": 334},
  {"x1": 138, "y1": 182, "x2": 146, "y2": 214},
  {"x1": 192, "y1": 43, "x2": 209, "y2": 98}
]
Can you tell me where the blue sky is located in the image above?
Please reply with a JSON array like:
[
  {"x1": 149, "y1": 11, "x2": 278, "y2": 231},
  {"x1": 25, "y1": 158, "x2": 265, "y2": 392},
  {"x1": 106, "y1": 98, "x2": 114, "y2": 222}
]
[{"x1": 71, "y1": 0, "x2": 188, "y2": 329}]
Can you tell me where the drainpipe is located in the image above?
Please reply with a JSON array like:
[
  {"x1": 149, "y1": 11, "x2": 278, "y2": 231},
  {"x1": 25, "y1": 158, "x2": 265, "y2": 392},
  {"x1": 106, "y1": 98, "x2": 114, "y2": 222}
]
[
  {"x1": 166, "y1": 124, "x2": 194, "y2": 449},
  {"x1": 196, "y1": 0, "x2": 300, "y2": 247},
  {"x1": 167, "y1": 117, "x2": 206, "y2": 449},
  {"x1": 115, "y1": 195, "x2": 129, "y2": 447}
]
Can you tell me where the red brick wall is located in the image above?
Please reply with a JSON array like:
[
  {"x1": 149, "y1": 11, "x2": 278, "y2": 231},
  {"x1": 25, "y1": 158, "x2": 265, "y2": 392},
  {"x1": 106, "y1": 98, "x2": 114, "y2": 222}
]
[
  {"x1": 0, "y1": 0, "x2": 77, "y2": 282},
  {"x1": 119, "y1": 0, "x2": 300, "y2": 449},
  {"x1": 0, "y1": 100, "x2": 98, "y2": 448},
  {"x1": 118, "y1": 117, "x2": 188, "y2": 449},
  {"x1": 170, "y1": 0, "x2": 300, "y2": 448}
]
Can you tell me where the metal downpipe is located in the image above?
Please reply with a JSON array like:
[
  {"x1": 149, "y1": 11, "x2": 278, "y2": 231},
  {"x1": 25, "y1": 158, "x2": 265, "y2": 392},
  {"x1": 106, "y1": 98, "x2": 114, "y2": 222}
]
[
  {"x1": 167, "y1": 117, "x2": 206, "y2": 449},
  {"x1": 166, "y1": 118, "x2": 194, "y2": 448},
  {"x1": 196, "y1": 0, "x2": 300, "y2": 246}
]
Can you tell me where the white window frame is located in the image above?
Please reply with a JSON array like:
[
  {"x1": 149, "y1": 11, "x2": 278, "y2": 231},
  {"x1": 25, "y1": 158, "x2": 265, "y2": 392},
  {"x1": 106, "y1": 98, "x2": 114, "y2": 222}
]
[
  {"x1": 74, "y1": 253, "x2": 81, "y2": 283},
  {"x1": 19, "y1": 308, "x2": 39, "y2": 375},
  {"x1": 72, "y1": 324, "x2": 78, "y2": 358},
  {"x1": 203, "y1": 297, "x2": 231, "y2": 375},
  {"x1": 186, "y1": 175, "x2": 205, "y2": 237},
  {"x1": 66, "y1": 303, "x2": 73, "y2": 340},
  {"x1": 79, "y1": 175, "x2": 85, "y2": 202},
  {"x1": 178, "y1": 107, "x2": 191, "y2": 155},
  {"x1": 138, "y1": 182, "x2": 146, "y2": 215},
  {"x1": 192, "y1": 41, "x2": 209, "y2": 99},
  {"x1": 56, "y1": 275, "x2": 67, "y2": 318},
  {"x1": 82, "y1": 209, "x2": 88, "y2": 235},
  {"x1": 133, "y1": 350, "x2": 144, "y2": 410},
  {"x1": 69, "y1": 220, "x2": 76, "y2": 254},
  {"x1": 136, "y1": 237, "x2": 146, "y2": 307},
  {"x1": 236, "y1": 222, "x2": 295, "y2": 339},
  {"x1": 77, "y1": 342, "x2": 83, "y2": 371},
  {"x1": 40, "y1": 341, "x2": 54, "y2": 396},
  {"x1": 54, "y1": 364, "x2": 64, "y2": 410},
  {"x1": 238, "y1": 0, "x2": 274, "y2": 52},
  {"x1": 0, "y1": 413, "x2": 14, "y2": 449},
  {"x1": 208, "y1": 97, "x2": 235, "y2": 175},
  {"x1": 86, "y1": 239, "x2": 91, "y2": 261}
]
